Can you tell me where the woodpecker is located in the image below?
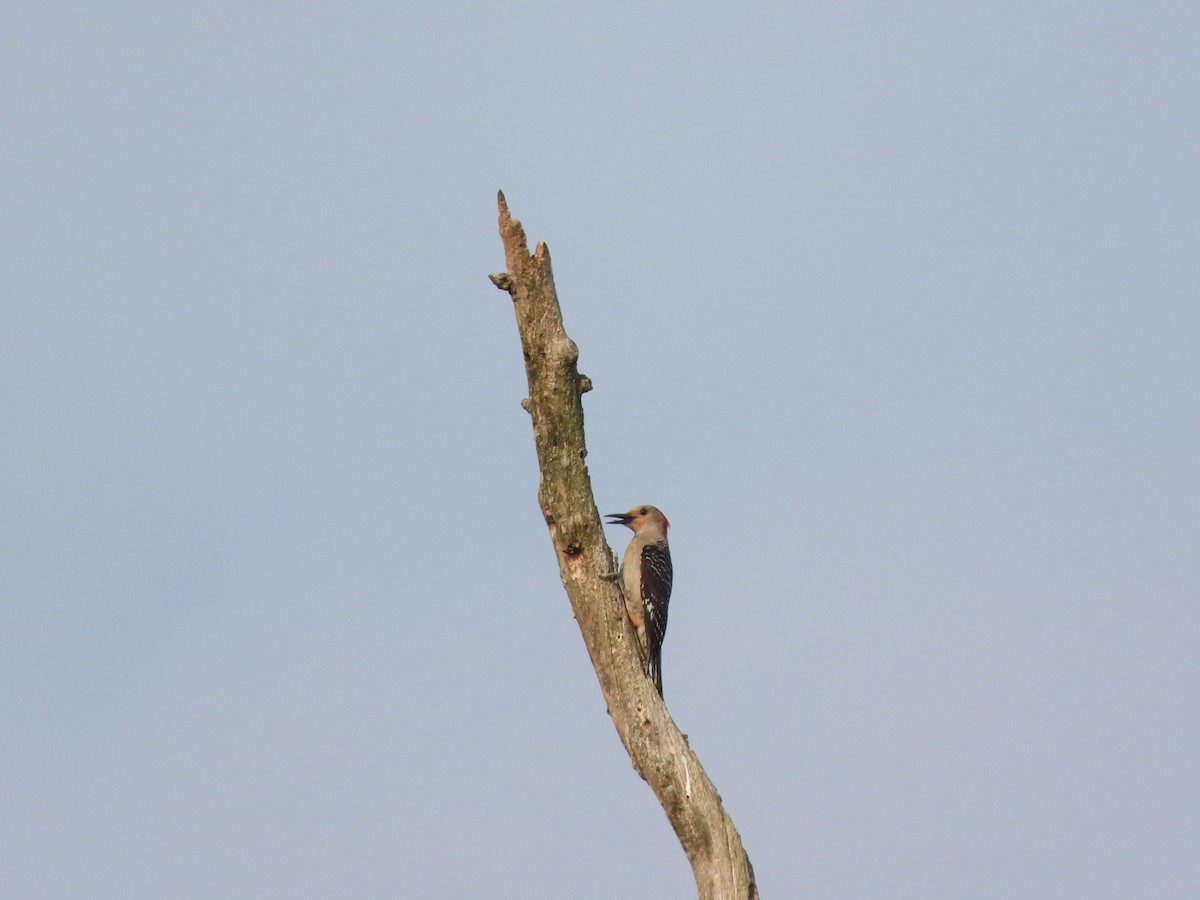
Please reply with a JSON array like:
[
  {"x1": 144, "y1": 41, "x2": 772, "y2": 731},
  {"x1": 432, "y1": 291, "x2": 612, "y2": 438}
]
[{"x1": 605, "y1": 505, "x2": 673, "y2": 697}]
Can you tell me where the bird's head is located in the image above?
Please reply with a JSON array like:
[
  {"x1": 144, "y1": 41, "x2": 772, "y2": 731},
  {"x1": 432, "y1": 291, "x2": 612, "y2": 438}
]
[{"x1": 605, "y1": 505, "x2": 669, "y2": 534}]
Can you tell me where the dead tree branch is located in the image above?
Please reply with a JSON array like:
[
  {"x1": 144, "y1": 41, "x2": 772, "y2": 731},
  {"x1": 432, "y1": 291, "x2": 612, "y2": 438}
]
[{"x1": 489, "y1": 191, "x2": 757, "y2": 900}]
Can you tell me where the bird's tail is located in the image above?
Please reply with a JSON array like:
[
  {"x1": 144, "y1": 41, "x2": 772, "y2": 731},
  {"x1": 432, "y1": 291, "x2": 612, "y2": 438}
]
[{"x1": 650, "y1": 652, "x2": 663, "y2": 697}]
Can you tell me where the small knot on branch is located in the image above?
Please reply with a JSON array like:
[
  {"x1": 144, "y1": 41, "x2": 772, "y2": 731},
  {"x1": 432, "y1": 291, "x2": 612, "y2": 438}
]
[
  {"x1": 578, "y1": 374, "x2": 593, "y2": 394},
  {"x1": 488, "y1": 272, "x2": 513, "y2": 293}
]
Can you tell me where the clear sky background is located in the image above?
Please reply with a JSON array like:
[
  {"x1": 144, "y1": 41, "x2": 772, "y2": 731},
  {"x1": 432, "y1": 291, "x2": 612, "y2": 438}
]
[{"x1": 3, "y1": 3, "x2": 1197, "y2": 898}]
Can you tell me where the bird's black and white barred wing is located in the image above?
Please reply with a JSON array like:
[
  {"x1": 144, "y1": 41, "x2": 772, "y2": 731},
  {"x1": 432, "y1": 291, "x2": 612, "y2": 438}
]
[{"x1": 640, "y1": 541, "x2": 673, "y2": 695}]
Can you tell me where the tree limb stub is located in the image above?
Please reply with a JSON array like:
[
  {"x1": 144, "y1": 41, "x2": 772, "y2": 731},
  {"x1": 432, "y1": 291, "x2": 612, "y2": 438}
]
[{"x1": 491, "y1": 191, "x2": 758, "y2": 900}]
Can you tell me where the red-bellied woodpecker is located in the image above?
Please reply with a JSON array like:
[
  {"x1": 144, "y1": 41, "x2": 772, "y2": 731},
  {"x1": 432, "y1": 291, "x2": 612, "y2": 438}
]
[{"x1": 605, "y1": 505, "x2": 673, "y2": 697}]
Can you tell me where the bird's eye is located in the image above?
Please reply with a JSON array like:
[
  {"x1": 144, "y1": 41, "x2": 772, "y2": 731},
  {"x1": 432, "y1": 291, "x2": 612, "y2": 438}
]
[{"x1": 639, "y1": 507, "x2": 648, "y2": 514}]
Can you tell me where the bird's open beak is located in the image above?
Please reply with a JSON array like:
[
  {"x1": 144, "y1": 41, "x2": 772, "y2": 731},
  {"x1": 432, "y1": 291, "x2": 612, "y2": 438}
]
[{"x1": 605, "y1": 513, "x2": 634, "y2": 526}]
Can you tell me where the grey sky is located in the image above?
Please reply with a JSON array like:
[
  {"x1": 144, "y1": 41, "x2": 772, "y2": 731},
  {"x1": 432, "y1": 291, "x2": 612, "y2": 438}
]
[{"x1": 3, "y1": 3, "x2": 1197, "y2": 897}]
